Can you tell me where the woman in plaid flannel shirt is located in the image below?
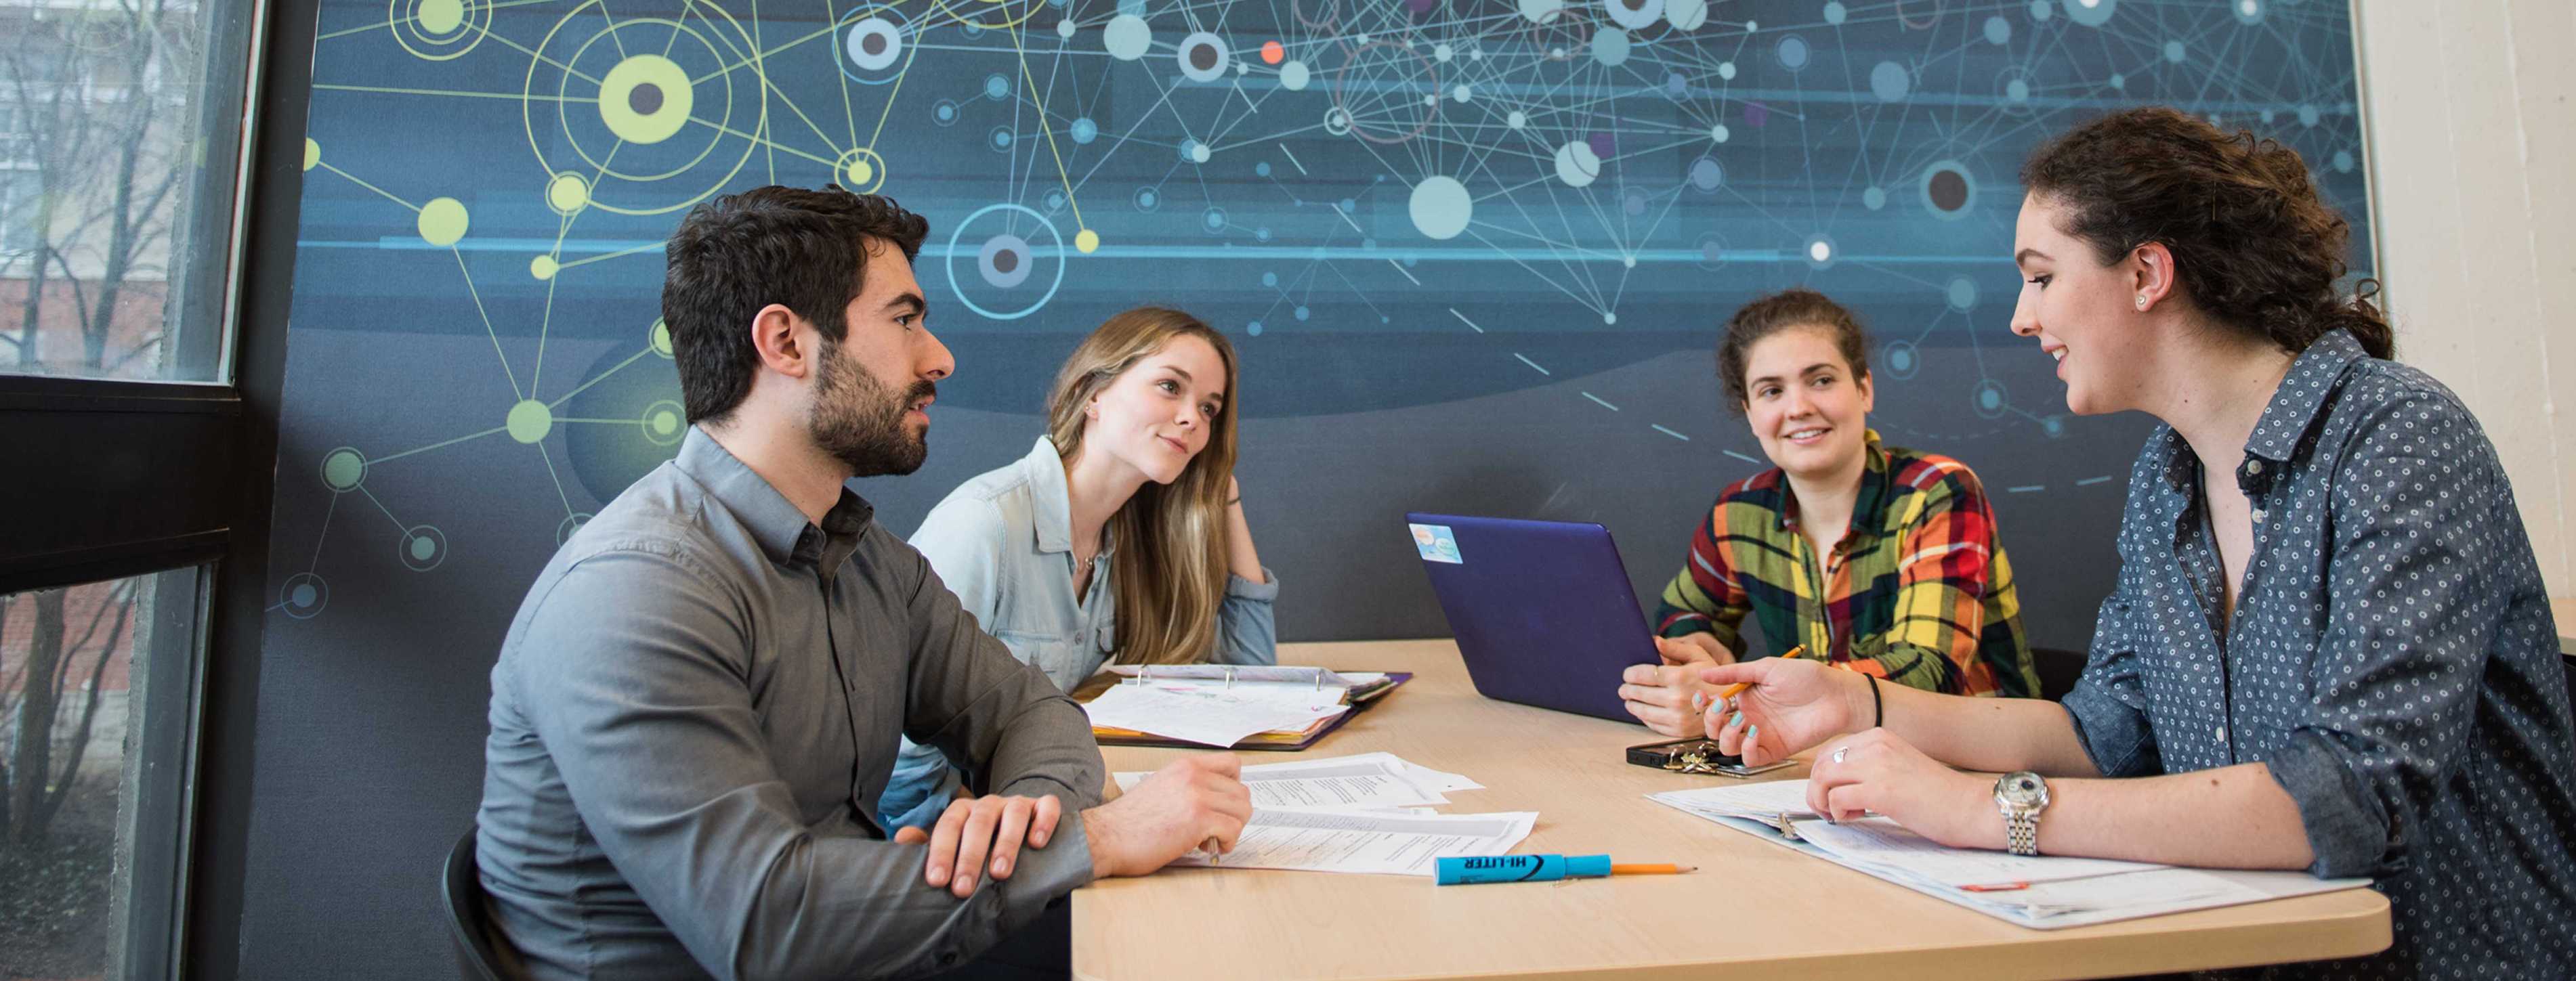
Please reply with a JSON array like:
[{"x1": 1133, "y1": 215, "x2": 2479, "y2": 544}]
[{"x1": 1616, "y1": 289, "x2": 2040, "y2": 737}]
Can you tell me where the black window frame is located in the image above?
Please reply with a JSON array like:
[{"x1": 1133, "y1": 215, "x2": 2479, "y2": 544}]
[{"x1": 0, "y1": 0, "x2": 315, "y2": 973}]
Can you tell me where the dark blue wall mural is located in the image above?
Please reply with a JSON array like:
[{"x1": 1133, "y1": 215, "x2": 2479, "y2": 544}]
[{"x1": 270, "y1": 0, "x2": 2369, "y2": 642}]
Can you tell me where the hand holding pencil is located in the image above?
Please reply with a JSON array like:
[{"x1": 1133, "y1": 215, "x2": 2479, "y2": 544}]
[{"x1": 1691, "y1": 646, "x2": 1869, "y2": 766}]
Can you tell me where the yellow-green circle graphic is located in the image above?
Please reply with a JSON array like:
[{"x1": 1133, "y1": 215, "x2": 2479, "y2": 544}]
[
  {"x1": 417, "y1": 0, "x2": 464, "y2": 35},
  {"x1": 551, "y1": 22, "x2": 736, "y2": 183},
  {"x1": 835, "y1": 148, "x2": 888, "y2": 194},
  {"x1": 521, "y1": 1, "x2": 765, "y2": 217},
  {"x1": 417, "y1": 196, "x2": 468, "y2": 246},
  {"x1": 387, "y1": 0, "x2": 488, "y2": 60},
  {"x1": 640, "y1": 399, "x2": 686, "y2": 445},
  {"x1": 505, "y1": 399, "x2": 553, "y2": 443},
  {"x1": 649, "y1": 318, "x2": 673, "y2": 357},
  {"x1": 597, "y1": 55, "x2": 694, "y2": 146},
  {"x1": 320, "y1": 447, "x2": 367, "y2": 491},
  {"x1": 546, "y1": 173, "x2": 589, "y2": 215}
]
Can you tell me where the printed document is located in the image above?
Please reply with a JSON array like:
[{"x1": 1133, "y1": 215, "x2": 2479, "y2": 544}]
[
  {"x1": 1115, "y1": 752, "x2": 1459, "y2": 810},
  {"x1": 1651, "y1": 780, "x2": 2369, "y2": 928},
  {"x1": 1168, "y1": 808, "x2": 1538, "y2": 875},
  {"x1": 1651, "y1": 780, "x2": 2162, "y2": 885}
]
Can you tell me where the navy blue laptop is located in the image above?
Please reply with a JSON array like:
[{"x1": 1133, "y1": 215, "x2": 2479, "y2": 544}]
[{"x1": 1405, "y1": 513, "x2": 1661, "y2": 721}]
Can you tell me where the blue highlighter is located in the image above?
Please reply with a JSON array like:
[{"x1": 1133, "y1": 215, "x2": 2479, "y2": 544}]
[{"x1": 1435, "y1": 854, "x2": 1691, "y2": 884}]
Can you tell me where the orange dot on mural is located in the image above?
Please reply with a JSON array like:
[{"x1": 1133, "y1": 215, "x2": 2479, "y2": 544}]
[{"x1": 1261, "y1": 41, "x2": 1284, "y2": 64}]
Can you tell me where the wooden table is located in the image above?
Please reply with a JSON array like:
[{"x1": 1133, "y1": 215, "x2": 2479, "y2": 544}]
[
  {"x1": 2554, "y1": 596, "x2": 2575, "y2": 654},
  {"x1": 1072, "y1": 640, "x2": 2390, "y2": 981}
]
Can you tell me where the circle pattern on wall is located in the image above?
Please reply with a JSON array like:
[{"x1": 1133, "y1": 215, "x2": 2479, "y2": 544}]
[{"x1": 285, "y1": 0, "x2": 2373, "y2": 615}]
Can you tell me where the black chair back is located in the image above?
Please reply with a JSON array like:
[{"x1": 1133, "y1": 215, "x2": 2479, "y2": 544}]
[
  {"x1": 2031, "y1": 647, "x2": 2087, "y2": 703},
  {"x1": 444, "y1": 828, "x2": 517, "y2": 981},
  {"x1": 2562, "y1": 653, "x2": 2575, "y2": 735}
]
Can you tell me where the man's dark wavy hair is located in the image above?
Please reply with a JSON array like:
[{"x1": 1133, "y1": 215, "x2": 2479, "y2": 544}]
[{"x1": 660, "y1": 186, "x2": 931, "y2": 424}]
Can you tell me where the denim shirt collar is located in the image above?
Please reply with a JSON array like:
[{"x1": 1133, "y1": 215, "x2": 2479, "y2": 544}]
[
  {"x1": 2156, "y1": 329, "x2": 2370, "y2": 494},
  {"x1": 1013, "y1": 436, "x2": 1078, "y2": 555},
  {"x1": 2246, "y1": 330, "x2": 2368, "y2": 464},
  {"x1": 675, "y1": 425, "x2": 875, "y2": 573}
]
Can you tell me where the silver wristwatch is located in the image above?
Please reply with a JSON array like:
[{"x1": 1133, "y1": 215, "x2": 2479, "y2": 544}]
[{"x1": 1994, "y1": 771, "x2": 2050, "y2": 856}]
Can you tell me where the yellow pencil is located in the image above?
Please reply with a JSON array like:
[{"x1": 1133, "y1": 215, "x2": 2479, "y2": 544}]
[
  {"x1": 1609, "y1": 863, "x2": 1695, "y2": 875},
  {"x1": 1715, "y1": 645, "x2": 1809, "y2": 703}
]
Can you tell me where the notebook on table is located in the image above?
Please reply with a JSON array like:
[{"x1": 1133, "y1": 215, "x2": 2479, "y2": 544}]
[{"x1": 1069, "y1": 665, "x2": 1412, "y2": 751}]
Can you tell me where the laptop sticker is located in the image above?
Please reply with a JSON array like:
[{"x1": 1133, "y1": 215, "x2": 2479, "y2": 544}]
[{"x1": 1409, "y1": 523, "x2": 1463, "y2": 564}]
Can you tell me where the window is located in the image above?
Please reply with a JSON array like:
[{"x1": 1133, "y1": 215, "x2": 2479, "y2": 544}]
[
  {"x1": 0, "y1": 0, "x2": 263, "y2": 975},
  {"x1": 0, "y1": 567, "x2": 206, "y2": 980},
  {"x1": 0, "y1": 0, "x2": 250, "y2": 383}
]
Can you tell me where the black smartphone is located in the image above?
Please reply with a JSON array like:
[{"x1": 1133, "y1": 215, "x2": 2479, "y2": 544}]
[{"x1": 1624, "y1": 737, "x2": 1795, "y2": 777}]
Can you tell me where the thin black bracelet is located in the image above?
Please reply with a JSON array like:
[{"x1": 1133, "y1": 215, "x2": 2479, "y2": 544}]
[{"x1": 1867, "y1": 674, "x2": 1884, "y2": 729}]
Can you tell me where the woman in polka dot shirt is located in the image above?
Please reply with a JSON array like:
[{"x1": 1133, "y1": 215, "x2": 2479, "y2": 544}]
[{"x1": 1689, "y1": 107, "x2": 2576, "y2": 978}]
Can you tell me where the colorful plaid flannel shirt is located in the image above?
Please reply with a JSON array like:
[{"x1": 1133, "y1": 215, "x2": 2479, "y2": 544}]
[{"x1": 1653, "y1": 431, "x2": 2039, "y2": 697}]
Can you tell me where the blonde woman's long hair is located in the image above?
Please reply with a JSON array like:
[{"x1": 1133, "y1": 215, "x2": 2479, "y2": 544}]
[{"x1": 1044, "y1": 307, "x2": 1240, "y2": 666}]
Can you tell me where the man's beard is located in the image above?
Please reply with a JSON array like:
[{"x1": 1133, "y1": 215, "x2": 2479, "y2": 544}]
[{"x1": 809, "y1": 340, "x2": 933, "y2": 477}]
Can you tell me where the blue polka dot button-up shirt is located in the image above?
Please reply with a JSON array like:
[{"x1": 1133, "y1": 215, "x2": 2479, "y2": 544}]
[{"x1": 2063, "y1": 330, "x2": 2576, "y2": 979}]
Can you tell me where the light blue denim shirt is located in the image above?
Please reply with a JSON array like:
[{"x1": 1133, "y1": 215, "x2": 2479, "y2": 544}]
[{"x1": 880, "y1": 436, "x2": 1280, "y2": 829}]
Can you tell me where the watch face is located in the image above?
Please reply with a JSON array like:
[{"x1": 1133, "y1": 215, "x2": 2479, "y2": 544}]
[{"x1": 1997, "y1": 772, "x2": 2046, "y2": 808}]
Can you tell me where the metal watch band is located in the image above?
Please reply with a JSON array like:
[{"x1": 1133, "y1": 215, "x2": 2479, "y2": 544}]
[{"x1": 2005, "y1": 811, "x2": 2039, "y2": 856}]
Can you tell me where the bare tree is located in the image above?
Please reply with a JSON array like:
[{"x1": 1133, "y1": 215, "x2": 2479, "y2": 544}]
[
  {"x1": 1, "y1": 0, "x2": 197, "y2": 377},
  {"x1": 0, "y1": 582, "x2": 135, "y2": 849},
  {"x1": 0, "y1": 0, "x2": 197, "y2": 851}
]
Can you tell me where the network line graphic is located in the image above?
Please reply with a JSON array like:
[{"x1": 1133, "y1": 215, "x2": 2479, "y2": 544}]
[{"x1": 274, "y1": 0, "x2": 2369, "y2": 619}]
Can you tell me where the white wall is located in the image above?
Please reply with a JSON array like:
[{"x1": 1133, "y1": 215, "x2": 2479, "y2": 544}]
[{"x1": 2356, "y1": 0, "x2": 2576, "y2": 598}]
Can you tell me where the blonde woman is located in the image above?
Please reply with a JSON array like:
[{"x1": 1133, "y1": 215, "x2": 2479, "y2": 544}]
[{"x1": 879, "y1": 307, "x2": 1277, "y2": 831}]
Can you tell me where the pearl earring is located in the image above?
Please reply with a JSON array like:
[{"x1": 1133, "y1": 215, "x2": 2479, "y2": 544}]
[{"x1": 2135, "y1": 295, "x2": 2149, "y2": 310}]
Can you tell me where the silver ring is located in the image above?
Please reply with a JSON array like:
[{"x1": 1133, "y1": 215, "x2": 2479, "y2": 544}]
[{"x1": 1830, "y1": 747, "x2": 1849, "y2": 764}]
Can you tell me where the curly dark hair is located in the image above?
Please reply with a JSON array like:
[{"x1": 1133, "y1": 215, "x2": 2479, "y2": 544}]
[
  {"x1": 2020, "y1": 106, "x2": 2392, "y2": 360},
  {"x1": 1716, "y1": 288, "x2": 1872, "y2": 414},
  {"x1": 661, "y1": 185, "x2": 931, "y2": 424}
]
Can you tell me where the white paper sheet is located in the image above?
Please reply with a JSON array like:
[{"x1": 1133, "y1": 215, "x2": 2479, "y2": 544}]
[
  {"x1": 1648, "y1": 779, "x2": 1821, "y2": 820},
  {"x1": 1169, "y1": 808, "x2": 1539, "y2": 875},
  {"x1": 1790, "y1": 815, "x2": 2167, "y2": 887},
  {"x1": 1238, "y1": 758, "x2": 1448, "y2": 808},
  {"x1": 1392, "y1": 759, "x2": 1483, "y2": 793},
  {"x1": 1657, "y1": 786, "x2": 2372, "y2": 930},
  {"x1": 1650, "y1": 780, "x2": 2161, "y2": 886},
  {"x1": 1081, "y1": 684, "x2": 1346, "y2": 747},
  {"x1": 1114, "y1": 678, "x2": 1358, "y2": 707},
  {"x1": 1963, "y1": 867, "x2": 2272, "y2": 919},
  {"x1": 1115, "y1": 752, "x2": 1457, "y2": 810},
  {"x1": 1267, "y1": 751, "x2": 1483, "y2": 793}
]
